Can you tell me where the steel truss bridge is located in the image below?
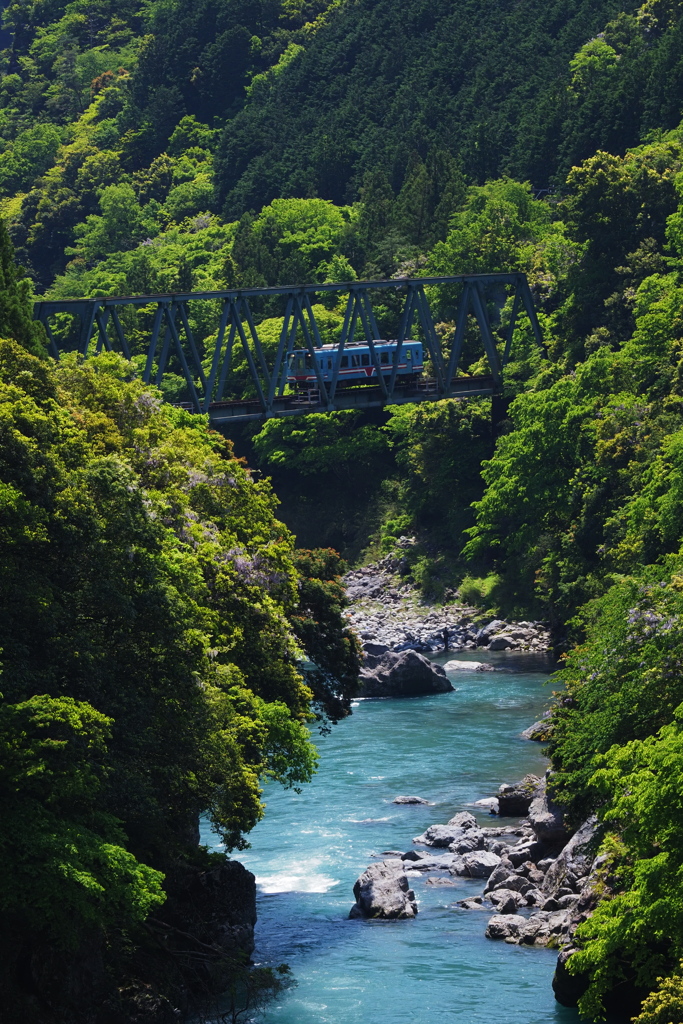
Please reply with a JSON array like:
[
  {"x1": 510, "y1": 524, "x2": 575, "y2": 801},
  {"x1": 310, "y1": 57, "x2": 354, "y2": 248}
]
[{"x1": 33, "y1": 274, "x2": 544, "y2": 426}]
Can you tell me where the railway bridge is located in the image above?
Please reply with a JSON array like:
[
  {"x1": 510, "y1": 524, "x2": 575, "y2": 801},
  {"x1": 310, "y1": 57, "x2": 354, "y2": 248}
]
[{"x1": 33, "y1": 273, "x2": 544, "y2": 426}]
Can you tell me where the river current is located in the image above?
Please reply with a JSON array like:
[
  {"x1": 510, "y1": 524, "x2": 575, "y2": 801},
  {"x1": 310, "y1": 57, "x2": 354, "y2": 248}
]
[{"x1": 202, "y1": 652, "x2": 581, "y2": 1024}]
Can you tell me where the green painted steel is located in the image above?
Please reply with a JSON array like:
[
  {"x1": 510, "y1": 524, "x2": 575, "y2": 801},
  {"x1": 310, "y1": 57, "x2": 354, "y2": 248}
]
[{"x1": 33, "y1": 274, "x2": 544, "y2": 423}]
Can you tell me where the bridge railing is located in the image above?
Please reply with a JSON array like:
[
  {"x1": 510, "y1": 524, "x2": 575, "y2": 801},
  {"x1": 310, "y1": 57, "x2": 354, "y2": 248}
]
[{"x1": 33, "y1": 274, "x2": 544, "y2": 420}]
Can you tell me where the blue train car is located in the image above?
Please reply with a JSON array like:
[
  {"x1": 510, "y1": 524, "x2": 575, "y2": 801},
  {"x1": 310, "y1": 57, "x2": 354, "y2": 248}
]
[{"x1": 286, "y1": 340, "x2": 424, "y2": 388}]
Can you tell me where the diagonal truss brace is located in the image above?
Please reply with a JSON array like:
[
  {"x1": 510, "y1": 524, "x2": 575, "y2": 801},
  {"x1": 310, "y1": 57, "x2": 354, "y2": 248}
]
[{"x1": 33, "y1": 273, "x2": 545, "y2": 416}]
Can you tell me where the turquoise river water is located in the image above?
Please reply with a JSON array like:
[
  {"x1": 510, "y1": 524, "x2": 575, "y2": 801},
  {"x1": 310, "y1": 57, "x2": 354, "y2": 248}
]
[{"x1": 202, "y1": 652, "x2": 583, "y2": 1024}]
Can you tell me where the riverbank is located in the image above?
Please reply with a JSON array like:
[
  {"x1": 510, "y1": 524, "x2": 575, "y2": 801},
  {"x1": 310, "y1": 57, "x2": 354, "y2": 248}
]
[
  {"x1": 215, "y1": 654, "x2": 573, "y2": 1024},
  {"x1": 349, "y1": 762, "x2": 601, "y2": 1011},
  {"x1": 344, "y1": 555, "x2": 552, "y2": 655}
]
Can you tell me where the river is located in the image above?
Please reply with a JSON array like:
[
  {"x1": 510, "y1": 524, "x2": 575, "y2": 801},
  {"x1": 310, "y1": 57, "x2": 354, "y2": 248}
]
[{"x1": 202, "y1": 651, "x2": 582, "y2": 1024}]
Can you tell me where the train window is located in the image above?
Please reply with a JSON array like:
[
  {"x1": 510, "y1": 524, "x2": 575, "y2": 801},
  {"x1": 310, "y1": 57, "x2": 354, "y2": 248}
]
[
  {"x1": 341, "y1": 356, "x2": 349, "y2": 368},
  {"x1": 406, "y1": 349, "x2": 412, "y2": 360},
  {"x1": 351, "y1": 354, "x2": 360, "y2": 367},
  {"x1": 361, "y1": 353, "x2": 370, "y2": 366},
  {"x1": 380, "y1": 352, "x2": 389, "y2": 364}
]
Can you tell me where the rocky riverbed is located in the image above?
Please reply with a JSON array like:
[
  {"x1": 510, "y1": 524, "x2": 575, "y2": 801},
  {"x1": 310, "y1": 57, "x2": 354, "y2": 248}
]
[
  {"x1": 344, "y1": 554, "x2": 552, "y2": 655},
  {"x1": 343, "y1": 560, "x2": 590, "y2": 1003},
  {"x1": 349, "y1": 772, "x2": 601, "y2": 1009}
]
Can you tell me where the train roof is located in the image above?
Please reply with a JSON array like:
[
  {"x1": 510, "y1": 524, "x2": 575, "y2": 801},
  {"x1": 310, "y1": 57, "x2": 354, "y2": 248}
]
[{"x1": 291, "y1": 339, "x2": 418, "y2": 351}]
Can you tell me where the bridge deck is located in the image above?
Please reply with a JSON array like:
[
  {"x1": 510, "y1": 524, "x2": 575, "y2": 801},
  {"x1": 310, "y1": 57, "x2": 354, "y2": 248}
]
[
  {"x1": 33, "y1": 275, "x2": 544, "y2": 421},
  {"x1": 206, "y1": 375, "x2": 495, "y2": 424}
]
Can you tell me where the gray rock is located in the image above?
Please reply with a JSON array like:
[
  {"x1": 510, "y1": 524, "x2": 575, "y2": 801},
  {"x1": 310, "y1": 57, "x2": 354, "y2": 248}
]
[
  {"x1": 518, "y1": 910, "x2": 570, "y2": 946},
  {"x1": 448, "y1": 829, "x2": 486, "y2": 854},
  {"x1": 443, "y1": 659, "x2": 495, "y2": 672},
  {"x1": 475, "y1": 620, "x2": 508, "y2": 645},
  {"x1": 507, "y1": 839, "x2": 544, "y2": 867},
  {"x1": 521, "y1": 716, "x2": 553, "y2": 741},
  {"x1": 363, "y1": 641, "x2": 390, "y2": 657},
  {"x1": 446, "y1": 811, "x2": 477, "y2": 829},
  {"x1": 523, "y1": 887, "x2": 545, "y2": 907},
  {"x1": 413, "y1": 824, "x2": 471, "y2": 848},
  {"x1": 349, "y1": 859, "x2": 418, "y2": 919},
  {"x1": 401, "y1": 850, "x2": 425, "y2": 862},
  {"x1": 497, "y1": 774, "x2": 542, "y2": 816},
  {"x1": 552, "y1": 948, "x2": 590, "y2": 1008},
  {"x1": 488, "y1": 633, "x2": 516, "y2": 651},
  {"x1": 483, "y1": 860, "x2": 516, "y2": 893},
  {"x1": 358, "y1": 650, "x2": 454, "y2": 698},
  {"x1": 487, "y1": 840, "x2": 507, "y2": 856},
  {"x1": 424, "y1": 876, "x2": 456, "y2": 887},
  {"x1": 473, "y1": 797, "x2": 500, "y2": 812},
  {"x1": 489, "y1": 888, "x2": 525, "y2": 913},
  {"x1": 557, "y1": 894, "x2": 580, "y2": 909},
  {"x1": 458, "y1": 897, "x2": 486, "y2": 910},
  {"x1": 486, "y1": 909, "x2": 571, "y2": 947},
  {"x1": 208, "y1": 859, "x2": 258, "y2": 956},
  {"x1": 516, "y1": 861, "x2": 546, "y2": 885},
  {"x1": 528, "y1": 777, "x2": 567, "y2": 845},
  {"x1": 457, "y1": 851, "x2": 501, "y2": 878},
  {"x1": 485, "y1": 870, "x2": 535, "y2": 896},
  {"x1": 543, "y1": 816, "x2": 600, "y2": 895},
  {"x1": 485, "y1": 914, "x2": 524, "y2": 942},
  {"x1": 393, "y1": 795, "x2": 431, "y2": 805},
  {"x1": 405, "y1": 854, "x2": 459, "y2": 871}
]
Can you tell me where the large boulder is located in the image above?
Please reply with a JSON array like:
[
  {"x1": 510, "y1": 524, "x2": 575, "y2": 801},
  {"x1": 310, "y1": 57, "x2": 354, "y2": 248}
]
[
  {"x1": 483, "y1": 859, "x2": 517, "y2": 893},
  {"x1": 349, "y1": 860, "x2": 417, "y2": 919},
  {"x1": 485, "y1": 871, "x2": 535, "y2": 898},
  {"x1": 489, "y1": 888, "x2": 526, "y2": 914},
  {"x1": 443, "y1": 659, "x2": 494, "y2": 672},
  {"x1": 488, "y1": 633, "x2": 516, "y2": 651},
  {"x1": 358, "y1": 650, "x2": 454, "y2": 698},
  {"x1": 543, "y1": 816, "x2": 600, "y2": 895},
  {"x1": 414, "y1": 824, "x2": 470, "y2": 848},
  {"x1": 497, "y1": 774, "x2": 542, "y2": 816},
  {"x1": 475, "y1": 619, "x2": 508, "y2": 646},
  {"x1": 449, "y1": 829, "x2": 486, "y2": 854},
  {"x1": 457, "y1": 851, "x2": 501, "y2": 878},
  {"x1": 552, "y1": 948, "x2": 590, "y2": 1007},
  {"x1": 485, "y1": 914, "x2": 524, "y2": 942},
  {"x1": 363, "y1": 641, "x2": 390, "y2": 657},
  {"x1": 506, "y1": 837, "x2": 545, "y2": 866},
  {"x1": 486, "y1": 909, "x2": 571, "y2": 947},
  {"x1": 447, "y1": 811, "x2": 477, "y2": 829},
  {"x1": 414, "y1": 811, "x2": 477, "y2": 848},
  {"x1": 529, "y1": 776, "x2": 567, "y2": 845}
]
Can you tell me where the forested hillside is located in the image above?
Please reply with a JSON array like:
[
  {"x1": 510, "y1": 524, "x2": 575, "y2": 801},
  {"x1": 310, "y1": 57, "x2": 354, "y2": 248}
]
[
  {"x1": 5, "y1": 0, "x2": 683, "y2": 1017},
  {"x1": 0, "y1": 222, "x2": 361, "y2": 1019}
]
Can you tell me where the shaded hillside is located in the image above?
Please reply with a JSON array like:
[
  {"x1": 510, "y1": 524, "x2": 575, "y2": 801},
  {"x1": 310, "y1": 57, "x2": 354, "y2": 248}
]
[{"x1": 215, "y1": 0, "x2": 641, "y2": 214}]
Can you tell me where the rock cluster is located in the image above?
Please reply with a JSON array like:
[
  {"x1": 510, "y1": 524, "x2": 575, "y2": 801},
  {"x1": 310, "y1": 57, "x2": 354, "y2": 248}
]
[
  {"x1": 344, "y1": 557, "x2": 552, "y2": 655},
  {"x1": 358, "y1": 649, "x2": 454, "y2": 697},
  {"x1": 497, "y1": 774, "x2": 542, "y2": 816},
  {"x1": 349, "y1": 859, "x2": 418, "y2": 919},
  {"x1": 349, "y1": 770, "x2": 604, "y2": 1007}
]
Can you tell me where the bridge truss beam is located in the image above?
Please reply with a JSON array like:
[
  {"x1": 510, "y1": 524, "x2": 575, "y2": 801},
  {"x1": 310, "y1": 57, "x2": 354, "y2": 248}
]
[{"x1": 33, "y1": 274, "x2": 544, "y2": 424}]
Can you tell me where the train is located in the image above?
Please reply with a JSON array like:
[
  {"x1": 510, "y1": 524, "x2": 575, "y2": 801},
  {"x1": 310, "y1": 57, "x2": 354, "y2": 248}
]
[{"x1": 286, "y1": 340, "x2": 424, "y2": 389}]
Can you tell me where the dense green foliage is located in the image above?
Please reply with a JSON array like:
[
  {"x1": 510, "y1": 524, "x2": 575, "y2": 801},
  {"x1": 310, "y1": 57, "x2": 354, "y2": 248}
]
[
  {"x1": 0, "y1": 312, "x2": 359, "y2": 1015},
  {"x1": 570, "y1": 711, "x2": 683, "y2": 1015},
  {"x1": 4, "y1": 0, "x2": 682, "y2": 289},
  {"x1": 9, "y1": 0, "x2": 683, "y2": 1016}
]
